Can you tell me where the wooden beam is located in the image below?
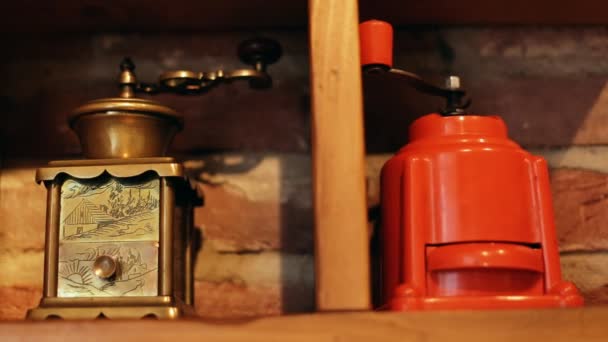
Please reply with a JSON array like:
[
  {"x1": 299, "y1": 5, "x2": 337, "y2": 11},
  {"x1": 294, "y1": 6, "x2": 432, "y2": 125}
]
[
  {"x1": 359, "y1": 0, "x2": 608, "y2": 25},
  {"x1": 0, "y1": 1, "x2": 308, "y2": 33},
  {"x1": 308, "y1": 0, "x2": 371, "y2": 311},
  {"x1": 3, "y1": 1, "x2": 608, "y2": 33},
  {"x1": 2, "y1": 308, "x2": 608, "y2": 341}
]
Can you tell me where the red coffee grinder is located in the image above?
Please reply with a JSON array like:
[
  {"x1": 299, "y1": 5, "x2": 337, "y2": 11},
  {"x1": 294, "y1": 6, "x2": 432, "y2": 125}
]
[{"x1": 361, "y1": 20, "x2": 583, "y2": 310}]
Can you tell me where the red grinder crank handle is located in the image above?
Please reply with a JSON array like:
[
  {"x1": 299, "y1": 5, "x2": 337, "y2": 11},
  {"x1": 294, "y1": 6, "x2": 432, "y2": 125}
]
[{"x1": 359, "y1": 20, "x2": 470, "y2": 114}]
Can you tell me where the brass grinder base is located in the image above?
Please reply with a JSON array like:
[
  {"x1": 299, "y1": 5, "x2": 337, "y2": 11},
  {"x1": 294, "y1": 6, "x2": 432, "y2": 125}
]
[{"x1": 27, "y1": 297, "x2": 192, "y2": 320}]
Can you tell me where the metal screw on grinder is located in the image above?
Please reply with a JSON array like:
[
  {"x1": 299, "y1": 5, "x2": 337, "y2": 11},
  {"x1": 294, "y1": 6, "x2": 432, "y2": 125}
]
[
  {"x1": 445, "y1": 75, "x2": 461, "y2": 90},
  {"x1": 443, "y1": 75, "x2": 468, "y2": 115}
]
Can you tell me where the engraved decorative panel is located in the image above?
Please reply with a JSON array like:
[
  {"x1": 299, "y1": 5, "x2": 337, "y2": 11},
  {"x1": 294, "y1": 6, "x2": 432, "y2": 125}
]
[
  {"x1": 57, "y1": 176, "x2": 160, "y2": 298},
  {"x1": 59, "y1": 178, "x2": 160, "y2": 242},
  {"x1": 57, "y1": 242, "x2": 158, "y2": 297}
]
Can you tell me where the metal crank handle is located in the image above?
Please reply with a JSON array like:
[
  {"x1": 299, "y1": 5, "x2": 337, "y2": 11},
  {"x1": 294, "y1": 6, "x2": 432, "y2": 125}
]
[
  {"x1": 359, "y1": 20, "x2": 470, "y2": 115},
  {"x1": 118, "y1": 37, "x2": 282, "y2": 96}
]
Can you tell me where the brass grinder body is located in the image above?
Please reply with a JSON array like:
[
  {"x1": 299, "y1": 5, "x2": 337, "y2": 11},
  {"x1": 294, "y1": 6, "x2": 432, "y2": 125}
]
[{"x1": 27, "y1": 96, "x2": 201, "y2": 320}]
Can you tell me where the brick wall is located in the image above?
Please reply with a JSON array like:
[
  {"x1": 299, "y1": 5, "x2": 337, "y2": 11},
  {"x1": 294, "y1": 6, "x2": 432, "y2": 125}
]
[{"x1": 2, "y1": 27, "x2": 608, "y2": 319}]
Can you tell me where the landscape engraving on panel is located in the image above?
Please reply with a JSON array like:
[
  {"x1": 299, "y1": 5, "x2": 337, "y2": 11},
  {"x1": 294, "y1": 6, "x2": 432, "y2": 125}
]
[
  {"x1": 57, "y1": 177, "x2": 160, "y2": 297},
  {"x1": 57, "y1": 243, "x2": 158, "y2": 297},
  {"x1": 59, "y1": 178, "x2": 160, "y2": 242}
]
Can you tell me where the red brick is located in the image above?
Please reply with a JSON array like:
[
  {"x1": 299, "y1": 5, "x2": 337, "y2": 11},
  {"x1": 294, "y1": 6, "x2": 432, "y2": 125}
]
[
  {"x1": 194, "y1": 281, "x2": 313, "y2": 319},
  {"x1": 0, "y1": 286, "x2": 41, "y2": 320},
  {"x1": 561, "y1": 252, "x2": 608, "y2": 305},
  {"x1": 552, "y1": 169, "x2": 608, "y2": 251},
  {"x1": 195, "y1": 184, "x2": 312, "y2": 253},
  {"x1": 0, "y1": 168, "x2": 46, "y2": 250}
]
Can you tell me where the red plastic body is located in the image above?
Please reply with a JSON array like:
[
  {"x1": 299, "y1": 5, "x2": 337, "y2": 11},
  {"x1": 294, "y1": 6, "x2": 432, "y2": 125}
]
[{"x1": 380, "y1": 114, "x2": 584, "y2": 310}]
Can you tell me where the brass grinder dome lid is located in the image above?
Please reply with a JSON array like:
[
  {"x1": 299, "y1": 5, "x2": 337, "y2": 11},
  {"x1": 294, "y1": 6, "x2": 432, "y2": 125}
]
[
  {"x1": 68, "y1": 96, "x2": 184, "y2": 159},
  {"x1": 69, "y1": 97, "x2": 184, "y2": 129},
  {"x1": 66, "y1": 58, "x2": 186, "y2": 159}
]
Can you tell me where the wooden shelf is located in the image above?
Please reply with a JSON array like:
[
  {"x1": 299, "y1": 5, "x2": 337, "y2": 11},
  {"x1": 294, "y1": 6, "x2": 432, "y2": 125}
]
[
  {"x1": 0, "y1": 1, "x2": 308, "y2": 33},
  {"x1": 2, "y1": 308, "x2": 608, "y2": 341},
  {"x1": 3, "y1": 0, "x2": 608, "y2": 34},
  {"x1": 360, "y1": 0, "x2": 608, "y2": 25}
]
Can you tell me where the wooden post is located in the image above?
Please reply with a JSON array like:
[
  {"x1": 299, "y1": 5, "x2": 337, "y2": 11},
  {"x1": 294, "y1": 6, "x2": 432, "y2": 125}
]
[{"x1": 308, "y1": 0, "x2": 371, "y2": 311}]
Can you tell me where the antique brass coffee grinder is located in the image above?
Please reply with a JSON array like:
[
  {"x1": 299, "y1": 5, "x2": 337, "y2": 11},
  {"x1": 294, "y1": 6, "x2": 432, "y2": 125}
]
[{"x1": 27, "y1": 38, "x2": 281, "y2": 319}]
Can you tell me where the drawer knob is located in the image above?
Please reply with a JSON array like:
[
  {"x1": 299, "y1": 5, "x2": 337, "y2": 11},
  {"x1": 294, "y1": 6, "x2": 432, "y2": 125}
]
[{"x1": 93, "y1": 255, "x2": 117, "y2": 279}]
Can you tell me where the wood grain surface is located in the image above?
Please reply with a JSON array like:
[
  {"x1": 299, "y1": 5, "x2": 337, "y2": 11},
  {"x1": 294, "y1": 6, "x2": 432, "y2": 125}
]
[
  {"x1": 308, "y1": 0, "x2": 370, "y2": 311},
  {"x1": 2, "y1": 0, "x2": 608, "y2": 33},
  {"x1": 1, "y1": 308, "x2": 608, "y2": 341}
]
